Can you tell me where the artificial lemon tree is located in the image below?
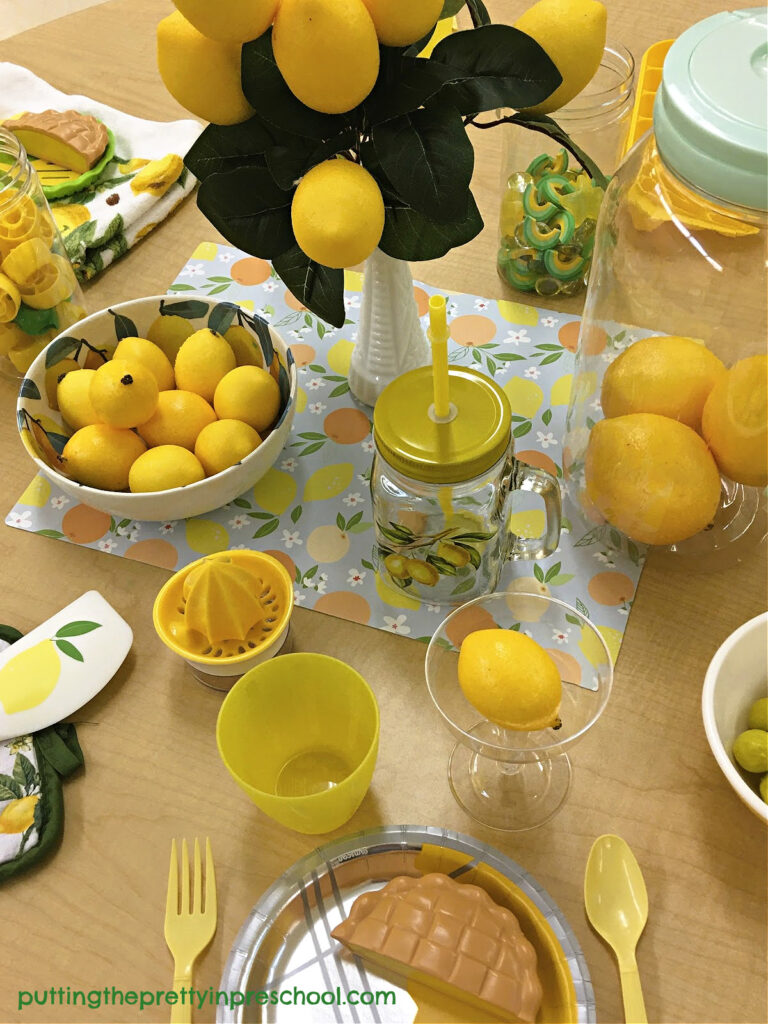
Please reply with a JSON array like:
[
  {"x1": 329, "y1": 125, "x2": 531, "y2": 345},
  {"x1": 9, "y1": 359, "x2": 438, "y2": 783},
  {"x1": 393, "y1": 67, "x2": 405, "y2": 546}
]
[{"x1": 157, "y1": 0, "x2": 607, "y2": 327}]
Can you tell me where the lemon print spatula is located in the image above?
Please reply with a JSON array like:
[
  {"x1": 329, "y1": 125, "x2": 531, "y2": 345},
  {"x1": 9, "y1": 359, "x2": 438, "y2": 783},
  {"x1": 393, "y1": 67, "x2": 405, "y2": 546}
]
[{"x1": 0, "y1": 590, "x2": 132, "y2": 741}]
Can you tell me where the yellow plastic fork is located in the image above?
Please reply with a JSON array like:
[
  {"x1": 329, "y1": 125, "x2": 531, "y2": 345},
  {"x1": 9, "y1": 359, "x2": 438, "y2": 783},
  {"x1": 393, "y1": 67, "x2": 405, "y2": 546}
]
[{"x1": 164, "y1": 838, "x2": 217, "y2": 1024}]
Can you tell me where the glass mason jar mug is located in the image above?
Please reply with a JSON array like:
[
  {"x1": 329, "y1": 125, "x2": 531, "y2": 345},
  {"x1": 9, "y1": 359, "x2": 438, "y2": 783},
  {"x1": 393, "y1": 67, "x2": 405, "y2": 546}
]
[
  {"x1": 371, "y1": 366, "x2": 561, "y2": 606},
  {"x1": 0, "y1": 127, "x2": 86, "y2": 380},
  {"x1": 563, "y1": 10, "x2": 768, "y2": 567}
]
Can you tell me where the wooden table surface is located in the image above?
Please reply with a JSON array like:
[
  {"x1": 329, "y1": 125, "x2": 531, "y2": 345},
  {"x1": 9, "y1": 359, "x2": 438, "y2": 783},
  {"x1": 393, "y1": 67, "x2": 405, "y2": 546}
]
[{"x1": 1, "y1": 2, "x2": 766, "y2": 1022}]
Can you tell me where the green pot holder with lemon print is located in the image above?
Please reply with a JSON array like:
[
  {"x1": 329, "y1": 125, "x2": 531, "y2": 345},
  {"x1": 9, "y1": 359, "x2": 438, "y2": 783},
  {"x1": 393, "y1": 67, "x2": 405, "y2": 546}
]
[{"x1": 0, "y1": 626, "x2": 84, "y2": 885}]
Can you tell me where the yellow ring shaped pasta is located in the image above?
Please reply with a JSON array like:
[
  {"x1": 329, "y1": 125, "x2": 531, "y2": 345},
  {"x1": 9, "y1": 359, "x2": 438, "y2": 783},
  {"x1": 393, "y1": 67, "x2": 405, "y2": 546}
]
[
  {"x1": 36, "y1": 212, "x2": 55, "y2": 249},
  {"x1": 2, "y1": 236, "x2": 56, "y2": 287},
  {"x1": 0, "y1": 195, "x2": 40, "y2": 256},
  {"x1": 17, "y1": 259, "x2": 71, "y2": 309},
  {"x1": 0, "y1": 272, "x2": 21, "y2": 323}
]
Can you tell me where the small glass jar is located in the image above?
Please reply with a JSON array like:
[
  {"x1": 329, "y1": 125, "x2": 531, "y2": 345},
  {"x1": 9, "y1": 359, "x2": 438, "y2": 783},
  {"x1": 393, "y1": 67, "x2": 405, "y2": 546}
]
[
  {"x1": 0, "y1": 128, "x2": 86, "y2": 381},
  {"x1": 497, "y1": 43, "x2": 635, "y2": 300},
  {"x1": 371, "y1": 366, "x2": 561, "y2": 605},
  {"x1": 563, "y1": 10, "x2": 768, "y2": 568}
]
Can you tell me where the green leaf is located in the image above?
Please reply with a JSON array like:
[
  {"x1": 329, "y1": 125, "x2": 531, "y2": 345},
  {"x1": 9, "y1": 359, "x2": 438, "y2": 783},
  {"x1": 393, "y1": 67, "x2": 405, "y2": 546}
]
[
  {"x1": 565, "y1": 613, "x2": 581, "y2": 625},
  {"x1": 373, "y1": 104, "x2": 473, "y2": 222},
  {"x1": 379, "y1": 190, "x2": 482, "y2": 261},
  {"x1": 207, "y1": 303, "x2": 239, "y2": 335},
  {"x1": 297, "y1": 431, "x2": 327, "y2": 440},
  {"x1": 533, "y1": 563, "x2": 545, "y2": 582},
  {"x1": 451, "y1": 577, "x2": 477, "y2": 596},
  {"x1": 55, "y1": 639, "x2": 83, "y2": 662},
  {"x1": 451, "y1": 531, "x2": 493, "y2": 541},
  {"x1": 184, "y1": 119, "x2": 274, "y2": 182},
  {"x1": 542, "y1": 408, "x2": 552, "y2": 426},
  {"x1": 431, "y1": 26, "x2": 561, "y2": 116},
  {"x1": 207, "y1": 284, "x2": 231, "y2": 295},
  {"x1": 239, "y1": 308, "x2": 275, "y2": 365},
  {"x1": 266, "y1": 130, "x2": 358, "y2": 191},
  {"x1": 539, "y1": 352, "x2": 562, "y2": 365},
  {"x1": 336, "y1": 512, "x2": 345, "y2": 531},
  {"x1": 248, "y1": 510, "x2": 275, "y2": 519},
  {"x1": 548, "y1": 573, "x2": 575, "y2": 585},
  {"x1": 609, "y1": 528, "x2": 622, "y2": 551},
  {"x1": 0, "y1": 780, "x2": 22, "y2": 801},
  {"x1": 44, "y1": 336, "x2": 80, "y2": 368},
  {"x1": 544, "y1": 562, "x2": 562, "y2": 582},
  {"x1": 347, "y1": 510, "x2": 364, "y2": 528},
  {"x1": 15, "y1": 302, "x2": 59, "y2": 336},
  {"x1": 574, "y1": 526, "x2": 605, "y2": 547},
  {"x1": 308, "y1": 364, "x2": 325, "y2": 373},
  {"x1": 576, "y1": 598, "x2": 590, "y2": 618},
  {"x1": 13, "y1": 753, "x2": 38, "y2": 791},
  {"x1": 455, "y1": 543, "x2": 481, "y2": 569},
  {"x1": 108, "y1": 309, "x2": 138, "y2": 341},
  {"x1": 197, "y1": 166, "x2": 295, "y2": 260},
  {"x1": 504, "y1": 111, "x2": 609, "y2": 190},
  {"x1": 486, "y1": 356, "x2": 497, "y2": 376},
  {"x1": 161, "y1": 299, "x2": 209, "y2": 320},
  {"x1": 364, "y1": 51, "x2": 457, "y2": 125},
  {"x1": 232, "y1": 497, "x2": 251, "y2": 509},
  {"x1": 19, "y1": 378, "x2": 41, "y2": 400},
  {"x1": 513, "y1": 421, "x2": 532, "y2": 438},
  {"x1": 253, "y1": 518, "x2": 280, "y2": 538},
  {"x1": 300, "y1": 441, "x2": 326, "y2": 456},
  {"x1": 329, "y1": 381, "x2": 350, "y2": 397},
  {"x1": 168, "y1": 283, "x2": 196, "y2": 292},
  {"x1": 627, "y1": 540, "x2": 642, "y2": 566},
  {"x1": 55, "y1": 621, "x2": 101, "y2": 638},
  {"x1": 304, "y1": 565, "x2": 318, "y2": 580},
  {"x1": 291, "y1": 505, "x2": 302, "y2": 524},
  {"x1": 241, "y1": 31, "x2": 349, "y2": 141},
  {"x1": 272, "y1": 245, "x2": 345, "y2": 328},
  {"x1": 441, "y1": 0, "x2": 466, "y2": 15},
  {"x1": 426, "y1": 554, "x2": 458, "y2": 576},
  {"x1": 361, "y1": 558, "x2": 375, "y2": 570},
  {"x1": 37, "y1": 528, "x2": 65, "y2": 538},
  {"x1": 496, "y1": 352, "x2": 525, "y2": 362},
  {"x1": 348, "y1": 521, "x2": 372, "y2": 534},
  {"x1": 465, "y1": 0, "x2": 491, "y2": 25}
]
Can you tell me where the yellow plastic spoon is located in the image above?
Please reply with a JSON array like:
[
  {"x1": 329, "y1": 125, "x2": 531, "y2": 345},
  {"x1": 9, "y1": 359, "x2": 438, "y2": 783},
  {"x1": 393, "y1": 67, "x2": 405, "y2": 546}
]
[{"x1": 584, "y1": 834, "x2": 649, "y2": 1024}]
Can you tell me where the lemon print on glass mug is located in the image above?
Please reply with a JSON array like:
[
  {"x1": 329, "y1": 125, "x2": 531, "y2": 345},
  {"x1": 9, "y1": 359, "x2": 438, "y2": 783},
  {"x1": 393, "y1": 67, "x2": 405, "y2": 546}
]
[{"x1": 0, "y1": 621, "x2": 101, "y2": 714}]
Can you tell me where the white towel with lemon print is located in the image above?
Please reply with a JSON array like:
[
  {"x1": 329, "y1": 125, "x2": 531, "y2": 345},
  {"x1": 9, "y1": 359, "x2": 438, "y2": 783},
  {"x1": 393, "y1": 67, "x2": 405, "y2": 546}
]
[{"x1": 0, "y1": 63, "x2": 203, "y2": 281}]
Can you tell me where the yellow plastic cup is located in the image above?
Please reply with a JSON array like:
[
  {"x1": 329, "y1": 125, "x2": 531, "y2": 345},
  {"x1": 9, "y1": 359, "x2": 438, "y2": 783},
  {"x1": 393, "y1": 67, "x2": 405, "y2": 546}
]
[{"x1": 216, "y1": 653, "x2": 379, "y2": 834}]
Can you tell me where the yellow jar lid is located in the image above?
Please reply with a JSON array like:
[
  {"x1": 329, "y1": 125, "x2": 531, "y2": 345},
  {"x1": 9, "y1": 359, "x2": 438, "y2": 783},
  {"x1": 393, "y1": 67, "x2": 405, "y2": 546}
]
[{"x1": 373, "y1": 366, "x2": 512, "y2": 484}]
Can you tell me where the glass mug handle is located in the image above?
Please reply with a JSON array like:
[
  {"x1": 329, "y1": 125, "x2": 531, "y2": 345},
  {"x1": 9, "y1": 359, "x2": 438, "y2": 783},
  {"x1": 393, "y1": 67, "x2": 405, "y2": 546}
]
[{"x1": 507, "y1": 461, "x2": 562, "y2": 560}]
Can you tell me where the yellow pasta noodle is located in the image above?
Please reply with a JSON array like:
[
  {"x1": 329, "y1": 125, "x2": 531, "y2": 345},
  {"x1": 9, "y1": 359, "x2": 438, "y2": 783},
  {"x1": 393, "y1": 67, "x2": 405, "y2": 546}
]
[{"x1": 0, "y1": 272, "x2": 21, "y2": 322}]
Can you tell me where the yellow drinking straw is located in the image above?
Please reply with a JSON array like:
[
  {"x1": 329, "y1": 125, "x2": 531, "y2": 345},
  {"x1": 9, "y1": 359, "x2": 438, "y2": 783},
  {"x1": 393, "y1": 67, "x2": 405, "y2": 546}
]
[{"x1": 428, "y1": 294, "x2": 450, "y2": 419}]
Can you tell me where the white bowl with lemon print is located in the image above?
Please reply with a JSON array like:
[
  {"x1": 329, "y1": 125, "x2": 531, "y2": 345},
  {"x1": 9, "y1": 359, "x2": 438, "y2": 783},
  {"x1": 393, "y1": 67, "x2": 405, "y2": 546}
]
[{"x1": 15, "y1": 295, "x2": 297, "y2": 521}]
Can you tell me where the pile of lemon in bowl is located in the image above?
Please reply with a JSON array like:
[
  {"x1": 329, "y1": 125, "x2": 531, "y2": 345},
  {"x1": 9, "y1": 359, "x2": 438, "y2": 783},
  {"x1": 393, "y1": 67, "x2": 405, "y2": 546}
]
[{"x1": 58, "y1": 327, "x2": 280, "y2": 492}]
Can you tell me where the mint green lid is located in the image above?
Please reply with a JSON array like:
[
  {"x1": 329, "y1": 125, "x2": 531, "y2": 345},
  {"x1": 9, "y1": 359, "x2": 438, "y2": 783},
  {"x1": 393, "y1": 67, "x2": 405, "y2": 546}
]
[{"x1": 654, "y1": 8, "x2": 768, "y2": 211}]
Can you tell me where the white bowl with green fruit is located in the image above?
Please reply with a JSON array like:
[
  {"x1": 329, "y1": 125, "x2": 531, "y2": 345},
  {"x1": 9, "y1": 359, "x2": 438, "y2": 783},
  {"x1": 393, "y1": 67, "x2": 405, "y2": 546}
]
[
  {"x1": 702, "y1": 612, "x2": 768, "y2": 824},
  {"x1": 15, "y1": 295, "x2": 297, "y2": 521}
]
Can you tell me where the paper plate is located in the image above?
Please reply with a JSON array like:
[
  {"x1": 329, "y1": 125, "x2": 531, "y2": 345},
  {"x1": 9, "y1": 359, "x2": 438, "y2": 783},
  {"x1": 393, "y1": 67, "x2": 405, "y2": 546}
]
[{"x1": 218, "y1": 825, "x2": 595, "y2": 1024}]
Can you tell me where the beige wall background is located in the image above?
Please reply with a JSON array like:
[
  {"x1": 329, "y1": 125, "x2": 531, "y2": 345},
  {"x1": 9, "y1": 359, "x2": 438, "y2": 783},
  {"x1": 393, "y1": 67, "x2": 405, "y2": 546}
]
[{"x1": 0, "y1": 0, "x2": 109, "y2": 40}]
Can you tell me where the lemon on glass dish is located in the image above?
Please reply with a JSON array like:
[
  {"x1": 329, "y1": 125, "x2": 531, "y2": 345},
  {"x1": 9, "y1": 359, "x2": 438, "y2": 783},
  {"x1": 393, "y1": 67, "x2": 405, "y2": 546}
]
[
  {"x1": 426, "y1": 592, "x2": 613, "y2": 831},
  {"x1": 15, "y1": 295, "x2": 297, "y2": 522}
]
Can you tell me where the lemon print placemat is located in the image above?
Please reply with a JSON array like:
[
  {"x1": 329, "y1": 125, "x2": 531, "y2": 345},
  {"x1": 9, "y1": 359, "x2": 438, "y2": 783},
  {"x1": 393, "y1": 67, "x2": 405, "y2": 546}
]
[{"x1": 7, "y1": 243, "x2": 646, "y2": 670}]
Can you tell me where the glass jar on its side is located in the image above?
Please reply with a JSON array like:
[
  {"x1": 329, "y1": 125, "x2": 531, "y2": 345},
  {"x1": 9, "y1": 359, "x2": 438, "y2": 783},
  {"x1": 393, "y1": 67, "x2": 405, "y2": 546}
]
[
  {"x1": 498, "y1": 43, "x2": 635, "y2": 301},
  {"x1": 0, "y1": 128, "x2": 86, "y2": 381}
]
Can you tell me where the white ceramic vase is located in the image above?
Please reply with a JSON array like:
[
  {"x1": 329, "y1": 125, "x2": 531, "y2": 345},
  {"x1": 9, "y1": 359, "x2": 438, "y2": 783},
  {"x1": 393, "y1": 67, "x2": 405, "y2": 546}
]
[{"x1": 348, "y1": 248, "x2": 430, "y2": 407}]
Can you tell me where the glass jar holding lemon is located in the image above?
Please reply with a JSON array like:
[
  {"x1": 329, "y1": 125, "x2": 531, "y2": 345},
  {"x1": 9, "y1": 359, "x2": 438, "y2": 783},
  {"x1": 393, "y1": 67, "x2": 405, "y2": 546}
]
[
  {"x1": 0, "y1": 128, "x2": 86, "y2": 380},
  {"x1": 564, "y1": 10, "x2": 768, "y2": 567}
]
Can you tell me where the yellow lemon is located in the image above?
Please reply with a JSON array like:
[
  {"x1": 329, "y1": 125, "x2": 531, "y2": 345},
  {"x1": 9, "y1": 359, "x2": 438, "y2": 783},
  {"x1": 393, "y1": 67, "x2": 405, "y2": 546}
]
[
  {"x1": 292, "y1": 159, "x2": 385, "y2": 269},
  {"x1": 585, "y1": 413, "x2": 721, "y2": 545},
  {"x1": 0, "y1": 639, "x2": 62, "y2": 714},
  {"x1": 129, "y1": 445, "x2": 206, "y2": 492},
  {"x1": 0, "y1": 794, "x2": 40, "y2": 833},
  {"x1": 252, "y1": 467, "x2": 297, "y2": 514},
  {"x1": 579, "y1": 624, "x2": 620, "y2": 666},
  {"x1": 458, "y1": 628, "x2": 562, "y2": 731},
  {"x1": 57, "y1": 368, "x2": 100, "y2": 431},
  {"x1": 19, "y1": 475, "x2": 51, "y2": 508},
  {"x1": 113, "y1": 336, "x2": 175, "y2": 391},
  {"x1": 602, "y1": 336, "x2": 727, "y2": 432},
  {"x1": 63, "y1": 424, "x2": 147, "y2": 490},
  {"x1": 194, "y1": 419, "x2": 261, "y2": 475},
  {"x1": 51, "y1": 203, "x2": 90, "y2": 236},
  {"x1": 129, "y1": 155, "x2": 184, "y2": 198},
  {"x1": 733, "y1": 730, "x2": 768, "y2": 774},
  {"x1": 89, "y1": 359, "x2": 159, "y2": 428},
  {"x1": 174, "y1": 328, "x2": 237, "y2": 402},
  {"x1": 360, "y1": 0, "x2": 442, "y2": 46},
  {"x1": 273, "y1": 0, "x2": 380, "y2": 114},
  {"x1": 137, "y1": 390, "x2": 217, "y2": 450},
  {"x1": 45, "y1": 356, "x2": 79, "y2": 407},
  {"x1": 503, "y1": 376, "x2": 543, "y2": 419},
  {"x1": 186, "y1": 518, "x2": 230, "y2": 554},
  {"x1": 225, "y1": 325, "x2": 263, "y2": 367},
  {"x1": 327, "y1": 338, "x2": 355, "y2": 376},
  {"x1": 146, "y1": 313, "x2": 195, "y2": 363},
  {"x1": 514, "y1": 0, "x2": 607, "y2": 115},
  {"x1": 173, "y1": 0, "x2": 278, "y2": 42},
  {"x1": 375, "y1": 571, "x2": 420, "y2": 609},
  {"x1": 303, "y1": 462, "x2": 355, "y2": 501},
  {"x1": 701, "y1": 354, "x2": 767, "y2": 488},
  {"x1": 213, "y1": 365, "x2": 280, "y2": 433},
  {"x1": 157, "y1": 10, "x2": 255, "y2": 125}
]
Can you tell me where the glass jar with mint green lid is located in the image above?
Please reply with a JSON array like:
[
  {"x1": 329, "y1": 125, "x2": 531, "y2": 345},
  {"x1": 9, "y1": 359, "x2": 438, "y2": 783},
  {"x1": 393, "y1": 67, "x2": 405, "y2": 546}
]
[
  {"x1": 564, "y1": 8, "x2": 768, "y2": 570},
  {"x1": 371, "y1": 365, "x2": 561, "y2": 606},
  {"x1": 0, "y1": 128, "x2": 86, "y2": 381}
]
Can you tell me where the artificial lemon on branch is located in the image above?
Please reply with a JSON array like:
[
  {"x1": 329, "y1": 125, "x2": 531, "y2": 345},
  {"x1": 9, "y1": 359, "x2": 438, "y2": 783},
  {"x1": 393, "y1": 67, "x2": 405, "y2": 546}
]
[{"x1": 160, "y1": 0, "x2": 608, "y2": 326}]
